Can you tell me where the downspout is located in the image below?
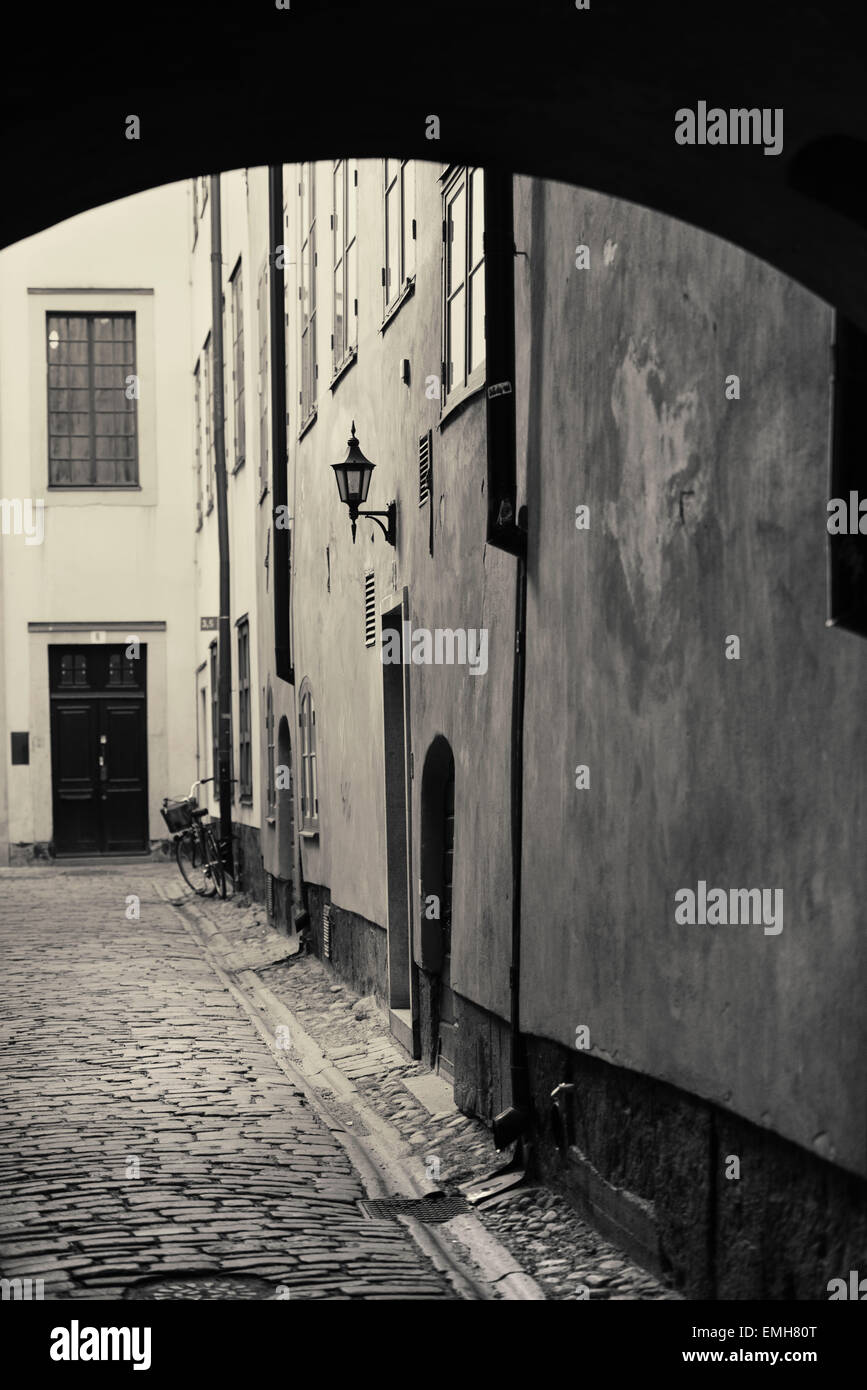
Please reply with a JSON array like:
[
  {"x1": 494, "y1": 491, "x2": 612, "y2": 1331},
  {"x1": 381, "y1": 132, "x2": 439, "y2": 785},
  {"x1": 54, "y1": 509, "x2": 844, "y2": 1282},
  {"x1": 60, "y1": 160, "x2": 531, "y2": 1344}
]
[
  {"x1": 484, "y1": 169, "x2": 532, "y2": 1149},
  {"x1": 210, "y1": 174, "x2": 234, "y2": 877},
  {"x1": 269, "y1": 165, "x2": 293, "y2": 686}
]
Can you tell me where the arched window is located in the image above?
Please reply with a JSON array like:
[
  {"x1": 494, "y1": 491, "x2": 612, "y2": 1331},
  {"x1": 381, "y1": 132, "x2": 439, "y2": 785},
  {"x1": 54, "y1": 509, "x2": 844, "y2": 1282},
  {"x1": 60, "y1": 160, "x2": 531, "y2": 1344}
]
[{"x1": 299, "y1": 681, "x2": 319, "y2": 832}]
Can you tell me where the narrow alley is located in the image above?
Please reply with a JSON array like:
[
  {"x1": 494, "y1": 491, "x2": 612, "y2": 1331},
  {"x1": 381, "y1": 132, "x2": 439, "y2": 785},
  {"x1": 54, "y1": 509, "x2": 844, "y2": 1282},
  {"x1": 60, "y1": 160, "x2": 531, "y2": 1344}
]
[{"x1": 0, "y1": 865, "x2": 457, "y2": 1301}]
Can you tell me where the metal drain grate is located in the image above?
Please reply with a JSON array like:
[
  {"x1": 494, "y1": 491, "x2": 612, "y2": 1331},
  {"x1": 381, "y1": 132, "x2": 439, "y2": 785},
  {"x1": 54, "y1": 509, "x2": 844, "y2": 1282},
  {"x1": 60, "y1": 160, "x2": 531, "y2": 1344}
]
[
  {"x1": 124, "y1": 1272, "x2": 284, "y2": 1300},
  {"x1": 359, "y1": 1194, "x2": 469, "y2": 1223}
]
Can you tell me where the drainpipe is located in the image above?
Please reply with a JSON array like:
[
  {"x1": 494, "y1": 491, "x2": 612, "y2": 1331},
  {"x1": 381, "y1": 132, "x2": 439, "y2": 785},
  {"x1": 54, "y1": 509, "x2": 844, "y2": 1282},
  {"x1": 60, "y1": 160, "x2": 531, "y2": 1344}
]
[
  {"x1": 484, "y1": 168, "x2": 532, "y2": 1149},
  {"x1": 269, "y1": 164, "x2": 293, "y2": 686},
  {"x1": 484, "y1": 170, "x2": 525, "y2": 560},
  {"x1": 210, "y1": 174, "x2": 234, "y2": 877}
]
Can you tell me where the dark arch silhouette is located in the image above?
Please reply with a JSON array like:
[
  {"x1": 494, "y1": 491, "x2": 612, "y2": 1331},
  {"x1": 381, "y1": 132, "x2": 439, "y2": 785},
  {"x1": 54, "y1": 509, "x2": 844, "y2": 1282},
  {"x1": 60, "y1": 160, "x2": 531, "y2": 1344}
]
[
  {"x1": 275, "y1": 715, "x2": 293, "y2": 881},
  {"x1": 419, "y1": 736, "x2": 456, "y2": 974},
  {"x1": 418, "y1": 736, "x2": 457, "y2": 1072},
  {"x1": 4, "y1": 1, "x2": 867, "y2": 329}
]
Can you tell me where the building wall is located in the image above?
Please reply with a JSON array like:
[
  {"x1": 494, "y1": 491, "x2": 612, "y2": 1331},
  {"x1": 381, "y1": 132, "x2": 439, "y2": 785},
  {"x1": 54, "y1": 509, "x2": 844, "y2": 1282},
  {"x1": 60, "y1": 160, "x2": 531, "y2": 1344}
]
[
  {"x1": 0, "y1": 184, "x2": 197, "y2": 857},
  {"x1": 285, "y1": 159, "x2": 515, "y2": 1017},
  {"x1": 516, "y1": 175, "x2": 867, "y2": 1181},
  {"x1": 189, "y1": 170, "x2": 264, "y2": 889}
]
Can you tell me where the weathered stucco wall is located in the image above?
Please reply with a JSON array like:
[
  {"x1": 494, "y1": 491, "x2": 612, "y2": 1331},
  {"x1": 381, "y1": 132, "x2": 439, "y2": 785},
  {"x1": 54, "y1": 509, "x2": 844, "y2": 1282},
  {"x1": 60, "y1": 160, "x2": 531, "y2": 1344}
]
[
  {"x1": 516, "y1": 175, "x2": 867, "y2": 1177},
  {"x1": 287, "y1": 160, "x2": 514, "y2": 1021},
  {"x1": 0, "y1": 184, "x2": 197, "y2": 850}
]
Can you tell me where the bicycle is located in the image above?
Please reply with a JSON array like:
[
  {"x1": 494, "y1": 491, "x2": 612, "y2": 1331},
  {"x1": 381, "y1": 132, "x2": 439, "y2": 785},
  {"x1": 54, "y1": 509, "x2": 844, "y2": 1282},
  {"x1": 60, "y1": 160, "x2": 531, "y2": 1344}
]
[{"x1": 161, "y1": 777, "x2": 228, "y2": 899}]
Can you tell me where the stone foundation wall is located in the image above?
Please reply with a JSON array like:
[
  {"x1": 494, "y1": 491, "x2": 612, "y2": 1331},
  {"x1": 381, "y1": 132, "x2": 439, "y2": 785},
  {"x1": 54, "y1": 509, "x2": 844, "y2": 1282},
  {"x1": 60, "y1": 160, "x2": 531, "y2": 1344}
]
[
  {"x1": 453, "y1": 992, "x2": 867, "y2": 1299},
  {"x1": 303, "y1": 881, "x2": 388, "y2": 1007}
]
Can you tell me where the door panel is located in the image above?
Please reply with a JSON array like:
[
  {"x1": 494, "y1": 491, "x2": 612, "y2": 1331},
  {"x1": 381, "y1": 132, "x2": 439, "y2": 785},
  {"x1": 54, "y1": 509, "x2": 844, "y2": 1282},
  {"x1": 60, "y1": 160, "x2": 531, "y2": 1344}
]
[
  {"x1": 52, "y1": 702, "x2": 100, "y2": 853},
  {"x1": 49, "y1": 644, "x2": 149, "y2": 855},
  {"x1": 101, "y1": 702, "x2": 148, "y2": 852},
  {"x1": 438, "y1": 765, "x2": 457, "y2": 1076}
]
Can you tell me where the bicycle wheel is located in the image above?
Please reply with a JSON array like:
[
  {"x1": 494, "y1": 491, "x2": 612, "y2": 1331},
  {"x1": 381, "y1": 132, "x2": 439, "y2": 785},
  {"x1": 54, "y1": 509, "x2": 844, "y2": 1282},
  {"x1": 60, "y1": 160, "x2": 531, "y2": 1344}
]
[
  {"x1": 202, "y1": 823, "x2": 227, "y2": 899},
  {"x1": 176, "y1": 828, "x2": 208, "y2": 895}
]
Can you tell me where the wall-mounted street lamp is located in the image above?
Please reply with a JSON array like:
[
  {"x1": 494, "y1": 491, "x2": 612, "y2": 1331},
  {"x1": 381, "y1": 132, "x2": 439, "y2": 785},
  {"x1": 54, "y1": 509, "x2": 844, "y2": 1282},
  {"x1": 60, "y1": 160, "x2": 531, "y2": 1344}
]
[{"x1": 332, "y1": 421, "x2": 397, "y2": 546}]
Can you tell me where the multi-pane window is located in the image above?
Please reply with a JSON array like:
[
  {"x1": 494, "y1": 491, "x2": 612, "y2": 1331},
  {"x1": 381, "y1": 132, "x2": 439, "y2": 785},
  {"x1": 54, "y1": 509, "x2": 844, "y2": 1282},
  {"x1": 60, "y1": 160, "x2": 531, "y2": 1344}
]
[
  {"x1": 230, "y1": 261, "x2": 246, "y2": 471},
  {"x1": 46, "y1": 314, "x2": 138, "y2": 487},
  {"x1": 299, "y1": 684, "x2": 319, "y2": 831},
  {"x1": 237, "y1": 618, "x2": 252, "y2": 801},
  {"x1": 203, "y1": 332, "x2": 214, "y2": 512},
  {"x1": 383, "y1": 159, "x2": 416, "y2": 312},
  {"x1": 210, "y1": 641, "x2": 218, "y2": 784},
  {"x1": 107, "y1": 653, "x2": 140, "y2": 686},
  {"x1": 257, "y1": 256, "x2": 269, "y2": 496},
  {"x1": 299, "y1": 162, "x2": 317, "y2": 425},
  {"x1": 332, "y1": 159, "x2": 358, "y2": 374},
  {"x1": 442, "y1": 167, "x2": 485, "y2": 406},
  {"x1": 59, "y1": 653, "x2": 88, "y2": 686},
  {"x1": 193, "y1": 360, "x2": 203, "y2": 527}
]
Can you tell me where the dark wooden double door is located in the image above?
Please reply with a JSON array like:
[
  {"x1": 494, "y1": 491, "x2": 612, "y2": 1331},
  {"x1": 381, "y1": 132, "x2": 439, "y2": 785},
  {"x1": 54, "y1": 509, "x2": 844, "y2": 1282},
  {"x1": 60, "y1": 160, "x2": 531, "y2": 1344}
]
[{"x1": 50, "y1": 644, "x2": 149, "y2": 855}]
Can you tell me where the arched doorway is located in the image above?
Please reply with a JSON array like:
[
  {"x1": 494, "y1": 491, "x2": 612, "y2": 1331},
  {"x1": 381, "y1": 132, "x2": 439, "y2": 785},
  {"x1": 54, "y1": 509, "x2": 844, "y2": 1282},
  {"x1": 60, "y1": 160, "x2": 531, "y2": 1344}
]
[
  {"x1": 420, "y1": 736, "x2": 456, "y2": 1081},
  {"x1": 275, "y1": 715, "x2": 293, "y2": 880}
]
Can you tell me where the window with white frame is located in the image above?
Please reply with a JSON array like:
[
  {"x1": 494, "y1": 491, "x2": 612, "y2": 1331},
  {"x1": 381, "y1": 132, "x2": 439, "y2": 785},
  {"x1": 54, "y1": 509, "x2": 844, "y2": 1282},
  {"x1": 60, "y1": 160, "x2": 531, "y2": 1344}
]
[
  {"x1": 202, "y1": 332, "x2": 214, "y2": 512},
  {"x1": 237, "y1": 617, "x2": 252, "y2": 801},
  {"x1": 332, "y1": 158, "x2": 358, "y2": 375},
  {"x1": 383, "y1": 159, "x2": 416, "y2": 314},
  {"x1": 193, "y1": 359, "x2": 203, "y2": 527},
  {"x1": 230, "y1": 260, "x2": 246, "y2": 472},
  {"x1": 46, "y1": 313, "x2": 138, "y2": 487},
  {"x1": 442, "y1": 166, "x2": 485, "y2": 408},
  {"x1": 299, "y1": 162, "x2": 317, "y2": 427},
  {"x1": 257, "y1": 256, "x2": 269, "y2": 496},
  {"x1": 299, "y1": 682, "x2": 319, "y2": 832}
]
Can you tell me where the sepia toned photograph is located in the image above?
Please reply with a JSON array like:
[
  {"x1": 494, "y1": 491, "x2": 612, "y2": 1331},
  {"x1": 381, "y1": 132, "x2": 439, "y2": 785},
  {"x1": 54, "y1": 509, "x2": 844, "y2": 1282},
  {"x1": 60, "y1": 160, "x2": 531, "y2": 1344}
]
[{"x1": 1, "y1": 0, "x2": 866, "y2": 1368}]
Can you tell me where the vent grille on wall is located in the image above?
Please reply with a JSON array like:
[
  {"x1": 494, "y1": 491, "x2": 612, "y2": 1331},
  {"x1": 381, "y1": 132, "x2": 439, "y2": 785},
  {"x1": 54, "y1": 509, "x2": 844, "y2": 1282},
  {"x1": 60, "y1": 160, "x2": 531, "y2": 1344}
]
[
  {"x1": 266, "y1": 872, "x2": 275, "y2": 918},
  {"x1": 419, "y1": 429, "x2": 432, "y2": 507},
  {"x1": 322, "y1": 901, "x2": 332, "y2": 959},
  {"x1": 364, "y1": 571, "x2": 376, "y2": 647}
]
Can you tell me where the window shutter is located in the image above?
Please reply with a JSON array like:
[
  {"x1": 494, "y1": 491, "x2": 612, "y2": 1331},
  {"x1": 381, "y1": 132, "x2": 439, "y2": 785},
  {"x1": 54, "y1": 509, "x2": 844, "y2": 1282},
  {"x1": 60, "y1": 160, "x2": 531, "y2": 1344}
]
[
  {"x1": 364, "y1": 570, "x2": 376, "y2": 647},
  {"x1": 322, "y1": 901, "x2": 332, "y2": 959},
  {"x1": 418, "y1": 430, "x2": 432, "y2": 508}
]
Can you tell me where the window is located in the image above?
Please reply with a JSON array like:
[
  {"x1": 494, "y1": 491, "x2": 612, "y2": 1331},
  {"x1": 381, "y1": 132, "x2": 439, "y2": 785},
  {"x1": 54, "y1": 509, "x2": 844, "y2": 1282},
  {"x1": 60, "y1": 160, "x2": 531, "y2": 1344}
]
[
  {"x1": 59, "y1": 653, "x2": 88, "y2": 687},
  {"x1": 107, "y1": 653, "x2": 140, "y2": 686},
  {"x1": 210, "y1": 641, "x2": 218, "y2": 784},
  {"x1": 46, "y1": 313, "x2": 138, "y2": 487},
  {"x1": 442, "y1": 166, "x2": 485, "y2": 408},
  {"x1": 237, "y1": 617, "x2": 252, "y2": 800},
  {"x1": 192, "y1": 177, "x2": 208, "y2": 248},
  {"x1": 299, "y1": 683, "x2": 319, "y2": 832},
  {"x1": 203, "y1": 332, "x2": 214, "y2": 512},
  {"x1": 383, "y1": 159, "x2": 416, "y2": 315},
  {"x1": 193, "y1": 360, "x2": 203, "y2": 528},
  {"x1": 199, "y1": 684, "x2": 207, "y2": 782},
  {"x1": 266, "y1": 684, "x2": 276, "y2": 817},
  {"x1": 299, "y1": 162, "x2": 317, "y2": 427},
  {"x1": 828, "y1": 314, "x2": 867, "y2": 636},
  {"x1": 230, "y1": 261, "x2": 246, "y2": 472},
  {"x1": 332, "y1": 159, "x2": 358, "y2": 377},
  {"x1": 257, "y1": 256, "x2": 269, "y2": 496}
]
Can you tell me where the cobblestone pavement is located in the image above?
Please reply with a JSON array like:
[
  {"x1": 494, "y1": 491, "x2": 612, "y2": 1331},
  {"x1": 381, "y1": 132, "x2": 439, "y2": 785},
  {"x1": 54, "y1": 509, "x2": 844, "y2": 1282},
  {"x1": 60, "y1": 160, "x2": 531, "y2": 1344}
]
[
  {"x1": 0, "y1": 864, "x2": 458, "y2": 1301},
  {"x1": 183, "y1": 884, "x2": 676, "y2": 1301}
]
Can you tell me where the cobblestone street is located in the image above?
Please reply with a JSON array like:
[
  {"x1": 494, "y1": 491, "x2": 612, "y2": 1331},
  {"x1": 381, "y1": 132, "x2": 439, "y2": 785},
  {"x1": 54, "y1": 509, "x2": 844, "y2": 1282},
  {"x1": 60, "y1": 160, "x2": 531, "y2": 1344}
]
[{"x1": 0, "y1": 864, "x2": 458, "y2": 1300}]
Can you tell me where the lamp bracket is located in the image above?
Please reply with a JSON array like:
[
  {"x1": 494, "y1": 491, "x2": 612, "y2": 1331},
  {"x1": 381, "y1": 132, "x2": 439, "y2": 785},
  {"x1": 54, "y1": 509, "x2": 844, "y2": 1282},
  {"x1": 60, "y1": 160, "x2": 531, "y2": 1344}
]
[{"x1": 356, "y1": 501, "x2": 397, "y2": 547}]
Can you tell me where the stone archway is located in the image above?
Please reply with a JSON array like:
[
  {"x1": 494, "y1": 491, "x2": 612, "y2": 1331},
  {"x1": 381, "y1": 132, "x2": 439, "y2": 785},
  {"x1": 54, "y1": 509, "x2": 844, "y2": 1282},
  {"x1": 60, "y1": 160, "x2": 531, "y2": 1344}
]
[{"x1": 4, "y1": 4, "x2": 867, "y2": 330}]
